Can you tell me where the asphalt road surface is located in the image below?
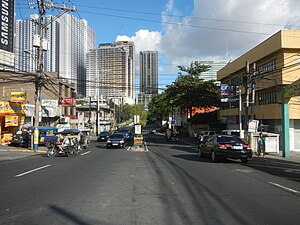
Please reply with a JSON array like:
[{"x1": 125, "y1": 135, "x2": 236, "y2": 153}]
[{"x1": 0, "y1": 133, "x2": 299, "y2": 225}]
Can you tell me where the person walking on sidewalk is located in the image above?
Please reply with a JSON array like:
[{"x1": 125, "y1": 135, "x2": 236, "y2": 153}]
[{"x1": 258, "y1": 133, "x2": 266, "y2": 160}]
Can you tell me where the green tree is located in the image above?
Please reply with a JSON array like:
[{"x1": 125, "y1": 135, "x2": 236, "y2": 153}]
[
  {"x1": 123, "y1": 104, "x2": 147, "y2": 126},
  {"x1": 147, "y1": 92, "x2": 171, "y2": 124}
]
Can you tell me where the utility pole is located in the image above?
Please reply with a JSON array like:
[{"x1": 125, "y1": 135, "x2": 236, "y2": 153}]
[
  {"x1": 33, "y1": 0, "x2": 75, "y2": 150},
  {"x1": 250, "y1": 63, "x2": 256, "y2": 120},
  {"x1": 243, "y1": 61, "x2": 250, "y2": 134}
]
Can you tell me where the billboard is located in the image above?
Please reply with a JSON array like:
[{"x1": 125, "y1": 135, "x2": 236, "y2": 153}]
[
  {"x1": 220, "y1": 84, "x2": 237, "y2": 102},
  {"x1": 0, "y1": 0, "x2": 15, "y2": 53},
  {"x1": 10, "y1": 92, "x2": 26, "y2": 102}
]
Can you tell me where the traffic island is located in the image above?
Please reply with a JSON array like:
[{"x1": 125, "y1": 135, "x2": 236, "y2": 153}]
[{"x1": 127, "y1": 135, "x2": 147, "y2": 152}]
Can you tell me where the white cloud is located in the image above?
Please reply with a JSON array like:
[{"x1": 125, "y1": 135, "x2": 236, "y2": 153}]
[
  {"x1": 115, "y1": 0, "x2": 300, "y2": 83},
  {"x1": 116, "y1": 29, "x2": 161, "y2": 54},
  {"x1": 160, "y1": 0, "x2": 300, "y2": 64}
]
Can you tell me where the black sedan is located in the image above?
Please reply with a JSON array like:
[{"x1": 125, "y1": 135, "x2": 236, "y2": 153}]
[
  {"x1": 198, "y1": 135, "x2": 252, "y2": 163},
  {"x1": 10, "y1": 133, "x2": 31, "y2": 148},
  {"x1": 106, "y1": 133, "x2": 125, "y2": 149},
  {"x1": 98, "y1": 131, "x2": 110, "y2": 142}
]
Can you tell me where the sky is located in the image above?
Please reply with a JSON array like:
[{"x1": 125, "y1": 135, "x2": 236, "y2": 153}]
[{"x1": 17, "y1": 0, "x2": 300, "y2": 90}]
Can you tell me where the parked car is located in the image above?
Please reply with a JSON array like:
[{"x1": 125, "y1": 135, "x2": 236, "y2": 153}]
[
  {"x1": 198, "y1": 131, "x2": 218, "y2": 142},
  {"x1": 106, "y1": 133, "x2": 125, "y2": 149},
  {"x1": 198, "y1": 134, "x2": 252, "y2": 163},
  {"x1": 98, "y1": 131, "x2": 110, "y2": 142},
  {"x1": 10, "y1": 132, "x2": 31, "y2": 148}
]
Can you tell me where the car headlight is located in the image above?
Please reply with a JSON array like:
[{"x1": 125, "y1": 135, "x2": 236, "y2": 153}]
[
  {"x1": 107, "y1": 139, "x2": 111, "y2": 143},
  {"x1": 120, "y1": 140, "x2": 124, "y2": 143}
]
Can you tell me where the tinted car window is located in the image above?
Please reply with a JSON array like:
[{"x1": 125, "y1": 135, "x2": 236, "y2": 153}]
[{"x1": 217, "y1": 136, "x2": 245, "y2": 144}]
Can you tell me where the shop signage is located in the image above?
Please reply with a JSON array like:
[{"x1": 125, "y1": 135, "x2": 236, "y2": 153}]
[
  {"x1": 10, "y1": 92, "x2": 27, "y2": 102},
  {"x1": 285, "y1": 78, "x2": 300, "y2": 98},
  {"x1": 5, "y1": 115, "x2": 18, "y2": 127},
  {"x1": 0, "y1": 101, "x2": 26, "y2": 116},
  {"x1": 0, "y1": 0, "x2": 14, "y2": 53},
  {"x1": 59, "y1": 97, "x2": 75, "y2": 106},
  {"x1": 42, "y1": 99, "x2": 58, "y2": 107},
  {"x1": 220, "y1": 84, "x2": 237, "y2": 102}
]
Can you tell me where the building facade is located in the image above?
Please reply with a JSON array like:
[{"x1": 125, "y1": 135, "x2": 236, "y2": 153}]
[
  {"x1": 193, "y1": 60, "x2": 228, "y2": 81},
  {"x1": 138, "y1": 51, "x2": 158, "y2": 109},
  {"x1": 217, "y1": 30, "x2": 300, "y2": 153},
  {"x1": 14, "y1": 14, "x2": 96, "y2": 98},
  {"x1": 86, "y1": 41, "x2": 135, "y2": 103},
  {"x1": 59, "y1": 14, "x2": 96, "y2": 98}
]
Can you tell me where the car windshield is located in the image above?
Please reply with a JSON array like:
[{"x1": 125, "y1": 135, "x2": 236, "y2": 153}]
[
  {"x1": 217, "y1": 136, "x2": 245, "y2": 144},
  {"x1": 109, "y1": 134, "x2": 123, "y2": 139},
  {"x1": 100, "y1": 132, "x2": 109, "y2": 136}
]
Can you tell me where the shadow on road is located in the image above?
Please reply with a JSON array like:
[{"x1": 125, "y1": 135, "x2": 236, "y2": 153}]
[
  {"x1": 49, "y1": 205, "x2": 112, "y2": 225},
  {"x1": 244, "y1": 157, "x2": 300, "y2": 183}
]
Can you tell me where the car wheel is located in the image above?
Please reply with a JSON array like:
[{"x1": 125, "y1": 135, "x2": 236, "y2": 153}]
[
  {"x1": 211, "y1": 150, "x2": 218, "y2": 162},
  {"x1": 241, "y1": 158, "x2": 248, "y2": 163}
]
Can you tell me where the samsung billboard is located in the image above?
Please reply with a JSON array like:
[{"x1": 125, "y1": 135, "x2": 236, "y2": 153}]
[{"x1": 0, "y1": 0, "x2": 14, "y2": 53}]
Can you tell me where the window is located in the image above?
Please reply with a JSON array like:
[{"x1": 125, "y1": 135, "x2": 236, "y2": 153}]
[
  {"x1": 258, "y1": 91, "x2": 277, "y2": 105},
  {"x1": 257, "y1": 59, "x2": 276, "y2": 74}
]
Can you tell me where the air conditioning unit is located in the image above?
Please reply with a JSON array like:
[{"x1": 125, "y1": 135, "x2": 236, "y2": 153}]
[{"x1": 59, "y1": 117, "x2": 69, "y2": 124}]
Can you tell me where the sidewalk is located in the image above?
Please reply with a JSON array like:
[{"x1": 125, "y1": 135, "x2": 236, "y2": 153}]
[{"x1": 0, "y1": 144, "x2": 47, "y2": 162}]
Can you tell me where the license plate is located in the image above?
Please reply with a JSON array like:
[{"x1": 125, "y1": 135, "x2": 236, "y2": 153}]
[
  {"x1": 112, "y1": 143, "x2": 118, "y2": 146},
  {"x1": 232, "y1": 145, "x2": 242, "y2": 150}
]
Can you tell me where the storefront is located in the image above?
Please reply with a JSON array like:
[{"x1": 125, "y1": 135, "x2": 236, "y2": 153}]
[{"x1": 0, "y1": 101, "x2": 26, "y2": 144}]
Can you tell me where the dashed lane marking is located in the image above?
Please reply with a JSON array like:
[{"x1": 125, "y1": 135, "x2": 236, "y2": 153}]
[
  {"x1": 15, "y1": 165, "x2": 51, "y2": 177},
  {"x1": 80, "y1": 151, "x2": 91, "y2": 156},
  {"x1": 268, "y1": 182, "x2": 300, "y2": 194}
]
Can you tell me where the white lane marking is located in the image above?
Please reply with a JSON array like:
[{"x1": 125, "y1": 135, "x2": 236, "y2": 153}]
[
  {"x1": 234, "y1": 169, "x2": 252, "y2": 173},
  {"x1": 15, "y1": 165, "x2": 51, "y2": 177},
  {"x1": 80, "y1": 151, "x2": 91, "y2": 156},
  {"x1": 268, "y1": 182, "x2": 300, "y2": 194}
]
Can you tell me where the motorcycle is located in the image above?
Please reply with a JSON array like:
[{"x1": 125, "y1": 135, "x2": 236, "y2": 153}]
[{"x1": 46, "y1": 138, "x2": 79, "y2": 157}]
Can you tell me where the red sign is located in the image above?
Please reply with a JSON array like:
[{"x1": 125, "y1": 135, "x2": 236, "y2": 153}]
[{"x1": 60, "y1": 98, "x2": 75, "y2": 106}]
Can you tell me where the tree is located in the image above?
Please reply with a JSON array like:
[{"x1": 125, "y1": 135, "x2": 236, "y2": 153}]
[
  {"x1": 123, "y1": 104, "x2": 147, "y2": 126},
  {"x1": 147, "y1": 93, "x2": 171, "y2": 124}
]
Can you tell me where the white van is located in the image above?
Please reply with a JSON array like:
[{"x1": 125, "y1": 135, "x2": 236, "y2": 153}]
[{"x1": 221, "y1": 130, "x2": 244, "y2": 138}]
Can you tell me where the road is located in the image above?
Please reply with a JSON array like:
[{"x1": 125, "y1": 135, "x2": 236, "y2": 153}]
[{"x1": 0, "y1": 133, "x2": 299, "y2": 225}]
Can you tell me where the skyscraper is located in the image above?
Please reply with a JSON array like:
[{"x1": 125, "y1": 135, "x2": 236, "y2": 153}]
[
  {"x1": 86, "y1": 41, "x2": 135, "y2": 103},
  {"x1": 193, "y1": 60, "x2": 229, "y2": 81},
  {"x1": 14, "y1": 13, "x2": 96, "y2": 97},
  {"x1": 59, "y1": 14, "x2": 96, "y2": 98},
  {"x1": 15, "y1": 14, "x2": 59, "y2": 73},
  {"x1": 138, "y1": 51, "x2": 158, "y2": 109}
]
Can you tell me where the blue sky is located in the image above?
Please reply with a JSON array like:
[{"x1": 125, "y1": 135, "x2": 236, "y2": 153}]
[{"x1": 17, "y1": 0, "x2": 300, "y2": 91}]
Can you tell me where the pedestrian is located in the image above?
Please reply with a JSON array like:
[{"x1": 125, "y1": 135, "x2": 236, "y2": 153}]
[{"x1": 257, "y1": 133, "x2": 266, "y2": 160}]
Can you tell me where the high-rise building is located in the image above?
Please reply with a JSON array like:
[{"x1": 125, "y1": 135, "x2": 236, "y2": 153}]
[
  {"x1": 138, "y1": 51, "x2": 158, "y2": 109},
  {"x1": 139, "y1": 51, "x2": 158, "y2": 94},
  {"x1": 15, "y1": 14, "x2": 59, "y2": 73},
  {"x1": 14, "y1": 13, "x2": 96, "y2": 98},
  {"x1": 193, "y1": 60, "x2": 229, "y2": 81},
  {"x1": 86, "y1": 41, "x2": 135, "y2": 103},
  {"x1": 59, "y1": 14, "x2": 96, "y2": 98}
]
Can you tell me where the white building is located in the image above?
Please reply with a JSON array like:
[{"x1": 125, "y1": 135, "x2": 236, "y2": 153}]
[
  {"x1": 14, "y1": 14, "x2": 96, "y2": 98},
  {"x1": 193, "y1": 60, "x2": 229, "y2": 81},
  {"x1": 59, "y1": 14, "x2": 96, "y2": 98}
]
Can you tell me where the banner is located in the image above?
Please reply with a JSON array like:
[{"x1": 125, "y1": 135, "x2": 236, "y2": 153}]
[
  {"x1": 220, "y1": 84, "x2": 237, "y2": 102},
  {"x1": 42, "y1": 99, "x2": 58, "y2": 107},
  {"x1": 0, "y1": 0, "x2": 15, "y2": 53},
  {"x1": 60, "y1": 98, "x2": 75, "y2": 106},
  {"x1": 5, "y1": 115, "x2": 18, "y2": 127},
  {"x1": 285, "y1": 78, "x2": 300, "y2": 98},
  {"x1": 0, "y1": 101, "x2": 26, "y2": 116},
  {"x1": 10, "y1": 92, "x2": 27, "y2": 102}
]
